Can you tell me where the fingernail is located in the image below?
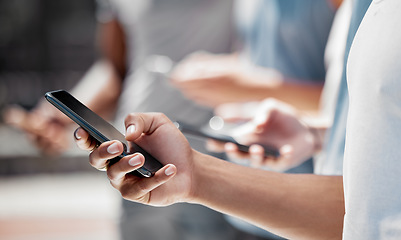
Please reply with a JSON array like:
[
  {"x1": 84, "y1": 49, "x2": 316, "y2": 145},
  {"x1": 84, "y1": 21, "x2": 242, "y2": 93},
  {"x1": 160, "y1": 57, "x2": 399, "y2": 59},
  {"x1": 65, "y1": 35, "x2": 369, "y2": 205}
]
[
  {"x1": 225, "y1": 143, "x2": 236, "y2": 151},
  {"x1": 107, "y1": 142, "x2": 120, "y2": 154},
  {"x1": 74, "y1": 129, "x2": 81, "y2": 140},
  {"x1": 128, "y1": 155, "x2": 142, "y2": 167},
  {"x1": 126, "y1": 125, "x2": 136, "y2": 136},
  {"x1": 281, "y1": 145, "x2": 293, "y2": 154},
  {"x1": 250, "y1": 145, "x2": 264, "y2": 154},
  {"x1": 165, "y1": 165, "x2": 175, "y2": 176}
]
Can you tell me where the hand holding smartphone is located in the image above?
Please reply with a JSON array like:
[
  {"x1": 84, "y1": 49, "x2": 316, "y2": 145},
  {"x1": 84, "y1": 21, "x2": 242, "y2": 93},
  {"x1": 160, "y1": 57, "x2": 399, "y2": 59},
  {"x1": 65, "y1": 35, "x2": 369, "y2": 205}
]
[
  {"x1": 45, "y1": 90, "x2": 163, "y2": 177},
  {"x1": 175, "y1": 121, "x2": 280, "y2": 158}
]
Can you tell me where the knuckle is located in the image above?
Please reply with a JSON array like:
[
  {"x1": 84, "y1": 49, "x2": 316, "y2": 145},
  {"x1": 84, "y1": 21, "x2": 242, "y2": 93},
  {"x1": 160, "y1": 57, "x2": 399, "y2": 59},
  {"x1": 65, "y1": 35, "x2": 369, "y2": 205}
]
[
  {"x1": 124, "y1": 113, "x2": 137, "y2": 125},
  {"x1": 120, "y1": 182, "x2": 146, "y2": 202},
  {"x1": 152, "y1": 175, "x2": 164, "y2": 186},
  {"x1": 88, "y1": 152, "x2": 98, "y2": 167},
  {"x1": 156, "y1": 112, "x2": 166, "y2": 118},
  {"x1": 98, "y1": 148, "x2": 109, "y2": 159},
  {"x1": 106, "y1": 170, "x2": 116, "y2": 181},
  {"x1": 127, "y1": 113, "x2": 136, "y2": 118},
  {"x1": 136, "y1": 180, "x2": 149, "y2": 194},
  {"x1": 262, "y1": 98, "x2": 276, "y2": 106},
  {"x1": 109, "y1": 179, "x2": 117, "y2": 189},
  {"x1": 119, "y1": 185, "x2": 131, "y2": 200},
  {"x1": 153, "y1": 112, "x2": 167, "y2": 120},
  {"x1": 260, "y1": 98, "x2": 280, "y2": 112}
]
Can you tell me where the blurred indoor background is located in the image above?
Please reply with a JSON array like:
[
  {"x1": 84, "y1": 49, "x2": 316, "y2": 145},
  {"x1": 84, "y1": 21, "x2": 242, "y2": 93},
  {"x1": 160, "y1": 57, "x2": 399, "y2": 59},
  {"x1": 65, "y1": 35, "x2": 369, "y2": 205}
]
[{"x1": 0, "y1": 0, "x2": 121, "y2": 239}]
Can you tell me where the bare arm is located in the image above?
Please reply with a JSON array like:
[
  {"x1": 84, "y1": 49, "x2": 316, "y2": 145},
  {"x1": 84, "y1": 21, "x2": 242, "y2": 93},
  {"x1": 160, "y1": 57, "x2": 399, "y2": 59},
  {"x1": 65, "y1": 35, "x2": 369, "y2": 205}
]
[
  {"x1": 192, "y1": 152, "x2": 344, "y2": 240},
  {"x1": 170, "y1": 53, "x2": 323, "y2": 112},
  {"x1": 74, "y1": 112, "x2": 344, "y2": 240},
  {"x1": 237, "y1": 69, "x2": 324, "y2": 112},
  {"x1": 72, "y1": 18, "x2": 127, "y2": 118}
]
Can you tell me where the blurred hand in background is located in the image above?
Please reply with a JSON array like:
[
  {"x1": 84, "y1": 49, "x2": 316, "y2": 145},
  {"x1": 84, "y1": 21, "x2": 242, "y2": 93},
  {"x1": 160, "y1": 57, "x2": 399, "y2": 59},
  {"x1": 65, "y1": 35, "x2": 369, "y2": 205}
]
[
  {"x1": 208, "y1": 99, "x2": 321, "y2": 171},
  {"x1": 4, "y1": 101, "x2": 71, "y2": 155}
]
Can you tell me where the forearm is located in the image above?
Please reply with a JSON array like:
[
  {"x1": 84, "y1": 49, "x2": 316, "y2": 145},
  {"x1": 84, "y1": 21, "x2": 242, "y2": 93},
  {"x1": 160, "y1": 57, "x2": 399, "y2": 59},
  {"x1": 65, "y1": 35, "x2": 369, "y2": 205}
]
[
  {"x1": 72, "y1": 19, "x2": 126, "y2": 119},
  {"x1": 70, "y1": 60, "x2": 123, "y2": 119},
  {"x1": 190, "y1": 151, "x2": 344, "y2": 240},
  {"x1": 263, "y1": 82, "x2": 323, "y2": 112},
  {"x1": 233, "y1": 69, "x2": 323, "y2": 112}
]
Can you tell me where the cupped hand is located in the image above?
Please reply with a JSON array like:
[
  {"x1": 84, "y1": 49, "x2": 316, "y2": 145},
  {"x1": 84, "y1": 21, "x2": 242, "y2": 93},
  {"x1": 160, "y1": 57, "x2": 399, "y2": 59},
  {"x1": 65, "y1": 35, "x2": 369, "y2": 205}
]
[
  {"x1": 222, "y1": 99, "x2": 316, "y2": 171},
  {"x1": 74, "y1": 113, "x2": 197, "y2": 206}
]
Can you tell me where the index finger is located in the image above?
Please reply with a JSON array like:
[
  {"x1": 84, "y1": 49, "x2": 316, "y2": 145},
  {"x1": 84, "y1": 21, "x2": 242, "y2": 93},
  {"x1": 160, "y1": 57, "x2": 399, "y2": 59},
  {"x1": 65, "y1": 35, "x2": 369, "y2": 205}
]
[
  {"x1": 89, "y1": 140, "x2": 124, "y2": 170},
  {"x1": 124, "y1": 113, "x2": 171, "y2": 142}
]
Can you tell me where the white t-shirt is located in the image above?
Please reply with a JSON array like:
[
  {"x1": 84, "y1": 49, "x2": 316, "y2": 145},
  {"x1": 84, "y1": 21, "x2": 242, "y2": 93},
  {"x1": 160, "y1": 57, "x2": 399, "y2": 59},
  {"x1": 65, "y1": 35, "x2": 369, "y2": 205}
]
[
  {"x1": 96, "y1": 0, "x2": 235, "y2": 131},
  {"x1": 344, "y1": 0, "x2": 401, "y2": 238}
]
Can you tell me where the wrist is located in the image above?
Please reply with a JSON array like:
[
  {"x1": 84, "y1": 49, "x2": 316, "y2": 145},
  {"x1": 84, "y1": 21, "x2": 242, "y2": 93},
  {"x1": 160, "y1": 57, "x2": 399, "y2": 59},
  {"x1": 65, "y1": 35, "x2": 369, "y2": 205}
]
[
  {"x1": 308, "y1": 126, "x2": 324, "y2": 153},
  {"x1": 300, "y1": 117, "x2": 325, "y2": 154},
  {"x1": 186, "y1": 150, "x2": 227, "y2": 205},
  {"x1": 186, "y1": 150, "x2": 207, "y2": 204}
]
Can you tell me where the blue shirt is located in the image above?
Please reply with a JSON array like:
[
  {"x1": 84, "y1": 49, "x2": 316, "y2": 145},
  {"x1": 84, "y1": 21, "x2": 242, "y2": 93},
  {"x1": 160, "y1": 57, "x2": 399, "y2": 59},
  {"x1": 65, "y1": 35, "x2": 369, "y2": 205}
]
[
  {"x1": 316, "y1": 0, "x2": 373, "y2": 176},
  {"x1": 236, "y1": 0, "x2": 334, "y2": 83}
]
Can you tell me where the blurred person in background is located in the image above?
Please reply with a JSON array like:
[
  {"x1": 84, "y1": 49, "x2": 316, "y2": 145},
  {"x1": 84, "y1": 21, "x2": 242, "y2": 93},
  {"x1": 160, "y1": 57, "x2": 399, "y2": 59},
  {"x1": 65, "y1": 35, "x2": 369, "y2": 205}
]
[
  {"x1": 170, "y1": 0, "x2": 339, "y2": 112},
  {"x1": 170, "y1": 1, "x2": 337, "y2": 239},
  {"x1": 5, "y1": 0, "x2": 241, "y2": 240}
]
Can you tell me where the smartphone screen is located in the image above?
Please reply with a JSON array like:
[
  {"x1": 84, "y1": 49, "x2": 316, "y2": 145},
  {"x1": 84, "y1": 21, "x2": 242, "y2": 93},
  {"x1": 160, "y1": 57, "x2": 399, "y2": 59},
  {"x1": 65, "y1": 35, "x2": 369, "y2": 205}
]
[
  {"x1": 45, "y1": 90, "x2": 163, "y2": 177},
  {"x1": 175, "y1": 121, "x2": 280, "y2": 158}
]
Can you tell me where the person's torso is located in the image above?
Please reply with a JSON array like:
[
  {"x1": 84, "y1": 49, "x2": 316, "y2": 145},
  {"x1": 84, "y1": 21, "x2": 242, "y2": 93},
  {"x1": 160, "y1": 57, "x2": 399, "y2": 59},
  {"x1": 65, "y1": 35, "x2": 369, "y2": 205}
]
[
  {"x1": 344, "y1": 0, "x2": 401, "y2": 238},
  {"x1": 235, "y1": 0, "x2": 335, "y2": 82},
  {"x1": 110, "y1": 0, "x2": 234, "y2": 131}
]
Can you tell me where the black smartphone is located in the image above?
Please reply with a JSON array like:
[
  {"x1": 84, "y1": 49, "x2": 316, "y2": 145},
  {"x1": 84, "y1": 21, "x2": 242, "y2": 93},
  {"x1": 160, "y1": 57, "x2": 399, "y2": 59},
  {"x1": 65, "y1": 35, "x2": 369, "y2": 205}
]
[
  {"x1": 175, "y1": 121, "x2": 280, "y2": 158},
  {"x1": 45, "y1": 90, "x2": 163, "y2": 177}
]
